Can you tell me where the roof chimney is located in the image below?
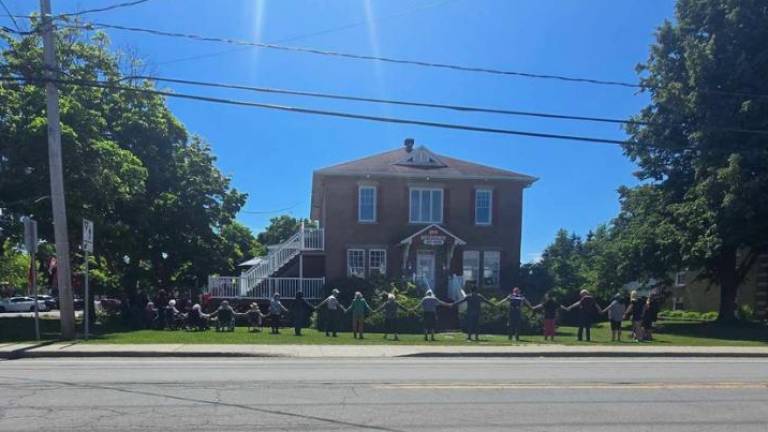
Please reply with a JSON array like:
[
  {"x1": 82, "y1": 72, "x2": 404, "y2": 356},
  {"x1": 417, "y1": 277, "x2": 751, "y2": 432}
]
[{"x1": 404, "y1": 138, "x2": 415, "y2": 152}]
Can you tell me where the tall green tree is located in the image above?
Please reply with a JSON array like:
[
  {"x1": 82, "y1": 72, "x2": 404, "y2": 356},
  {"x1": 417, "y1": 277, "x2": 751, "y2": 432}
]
[
  {"x1": 0, "y1": 239, "x2": 27, "y2": 295},
  {"x1": 257, "y1": 215, "x2": 315, "y2": 246},
  {"x1": 622, "y1": 0, "x2": 768, "y2": 321},
  {"x1": 0, "y1": 24, "x2": 248, "y2": 296}
]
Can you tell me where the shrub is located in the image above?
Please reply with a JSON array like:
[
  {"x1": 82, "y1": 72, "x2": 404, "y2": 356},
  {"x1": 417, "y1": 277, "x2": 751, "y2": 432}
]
[
  {"x1": 314, "y1": 276, "x2": 418, "y2": 332},
  {"x1": 463, "y1": 300, "x2": 541, "y2": 334},
  {"x1": 738, "y1": 305, "x2": 755, "y2": 322},
  {"x1": 657, "y1": 309, "x2": 719, "y2": 322}
]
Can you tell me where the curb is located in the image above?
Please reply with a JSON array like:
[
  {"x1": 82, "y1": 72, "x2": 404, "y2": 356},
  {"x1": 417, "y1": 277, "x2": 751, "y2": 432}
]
[
  {"x1": 3, "y1": 349, "x2": 768, "y2": 360},
  {"x1": 1, "y1": 350, "x2": 283, "y2": 360}
]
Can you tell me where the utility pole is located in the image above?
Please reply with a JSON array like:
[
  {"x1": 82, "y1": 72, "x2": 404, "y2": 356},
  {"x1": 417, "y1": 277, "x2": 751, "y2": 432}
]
[{"x1": 40, "y1": 0, "x2": 75, "y2": 340}]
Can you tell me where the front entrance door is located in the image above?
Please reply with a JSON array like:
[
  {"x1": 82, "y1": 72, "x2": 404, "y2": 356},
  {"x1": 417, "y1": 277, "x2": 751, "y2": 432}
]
[{"x1": 416, "y1": 252, "x2": 436, "y2": 292}]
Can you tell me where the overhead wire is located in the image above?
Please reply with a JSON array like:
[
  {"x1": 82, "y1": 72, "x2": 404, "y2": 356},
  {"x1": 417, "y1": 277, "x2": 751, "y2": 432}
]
[
  {"x1": 0, "y1": 75, "x2": 645, "y2": 147},
  {"x1": 120, "y1": 74, "x2": 768, "y2": 135}
]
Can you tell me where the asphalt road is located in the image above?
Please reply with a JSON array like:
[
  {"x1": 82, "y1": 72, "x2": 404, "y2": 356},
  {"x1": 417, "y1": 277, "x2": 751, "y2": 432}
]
[{"x1": 1, "y1": 357, "x2": 767, "y2": 431}]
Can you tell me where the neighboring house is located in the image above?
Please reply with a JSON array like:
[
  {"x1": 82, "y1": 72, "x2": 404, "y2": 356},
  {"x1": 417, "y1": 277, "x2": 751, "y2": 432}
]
[
  {"x1": 207, "y1": 138, "x2": 537, "y2": 300},
  {"x1": 668, "y1": 254, "x2": 768, "y2": 319},
  {"x1": 622, "y1": 253, "x2": 768, "y2": 320}
]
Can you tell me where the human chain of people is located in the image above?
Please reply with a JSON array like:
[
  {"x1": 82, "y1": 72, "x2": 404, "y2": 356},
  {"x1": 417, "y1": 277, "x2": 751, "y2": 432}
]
[{"x1": 140, "y1": 285, "x2": 660, "y2": 343}]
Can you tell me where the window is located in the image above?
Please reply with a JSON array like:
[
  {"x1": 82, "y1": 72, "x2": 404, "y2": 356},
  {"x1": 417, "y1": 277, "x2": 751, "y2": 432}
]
[
  {"x1": 463, "y1": 250, "x2": 480, "y2": 283},
  {"x1": 409, "y1": 188, "x2": 443, "y2": 223},
  {"x1": 675, "y1": 271, "x2": 686, "y2": 287},
  {"x1": 475, "y1": 189, "x2": 492, "y2": 225},
  {"x1": 482, "y1": 251, "x2": 501, "y2": 287},
  {"x1": 369, "y1": 249, "x2": 387, "y2": 275},
  {"x1": 358, "y1": 186, "x2": 376, "y2": 222},
  {"x1": 347, "y1": 249, "x2": 365, "y2": 278}
]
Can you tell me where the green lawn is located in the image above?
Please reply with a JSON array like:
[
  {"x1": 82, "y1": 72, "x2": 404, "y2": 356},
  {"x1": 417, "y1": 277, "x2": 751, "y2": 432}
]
[{"x1": 3, "y1": 318, "x2": 766, "y2": 346}]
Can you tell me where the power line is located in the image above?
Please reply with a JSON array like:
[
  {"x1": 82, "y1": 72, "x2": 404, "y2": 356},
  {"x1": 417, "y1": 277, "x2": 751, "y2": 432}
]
[
  {"x1": 60, "y1": 21, "x2": 646, "y2": 89},
  {"x1": 7, "y1": 15, "x2": 768, "y2": 99},
  {"x1": 124, "y1": 74, "x2": 642, "y2": 125},
  {"x1": 0, "y1": 0, "x2": 20, "y2": 32},
  {"x1": 241, "y1": 203, "x2": 302, "y2": 215},
  {"x1": 122, "y1": 74, "x2": 768, "y2": 135},
  {"x1": 151, "y1": 0, "x2": 458, "y2": 68},
  {"x1": 55, "y1": 0, "x2": 152, "y2": 18},
  {"x1": 2, "y1": 75, "x2": 638, "y2": 146},
  {"x1": 53, "y1": 20, "x2": 768, "y2": 100}
]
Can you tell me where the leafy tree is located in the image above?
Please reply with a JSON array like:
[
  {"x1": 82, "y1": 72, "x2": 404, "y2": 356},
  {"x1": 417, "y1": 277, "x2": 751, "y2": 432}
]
[
  {"x1": 539, "y1": 229, "x2": 586, "y2": 299},
  {"x1": 622, "y1": 0, "x2": 768, "y2": 321},
  {"x1": 0, "y1": 24, "x2": 248, "y2": 297},
  {"x1": 0, "y1": 239, "x2": 28, "y2": 295},
  {"x1": 257, "y1": 215, "x2": 315, "y2": 246},
  {"x1": 219, "y1": 221, "x2": 265, "y2": 274}
]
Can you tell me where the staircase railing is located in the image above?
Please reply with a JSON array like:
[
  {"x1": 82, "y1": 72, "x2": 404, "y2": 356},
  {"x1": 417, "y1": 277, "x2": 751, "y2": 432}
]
[{"x1": 239, "y1": 224, "x2": 324, "y2": 296}]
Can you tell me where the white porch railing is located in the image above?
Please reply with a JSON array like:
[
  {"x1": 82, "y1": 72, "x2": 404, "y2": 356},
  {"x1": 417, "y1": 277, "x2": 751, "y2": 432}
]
[
  {"x1": 205, "y1": 276, "x2": 325, "y2": 299},
  {"x1": 206, "y1": 223, "x2": 325, "y2": 299}
]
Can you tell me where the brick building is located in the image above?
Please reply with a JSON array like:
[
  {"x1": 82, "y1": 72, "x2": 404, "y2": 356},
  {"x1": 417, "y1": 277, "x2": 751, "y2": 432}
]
[{"x1": 207, "y1": 139, "x2": 536, "y2": 300}]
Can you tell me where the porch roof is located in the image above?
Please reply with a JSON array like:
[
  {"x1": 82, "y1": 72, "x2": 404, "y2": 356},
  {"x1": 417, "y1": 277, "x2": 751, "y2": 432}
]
[{"x1": 398, "y1": 224, "x2": 467, "y2": 246}]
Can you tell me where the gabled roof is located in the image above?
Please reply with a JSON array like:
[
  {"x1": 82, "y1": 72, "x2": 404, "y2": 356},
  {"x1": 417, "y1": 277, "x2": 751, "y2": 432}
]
[
  {"x1": 310, "y1": 141, "x2": 538, "y2": 220},
  {"x1": 313, "y1": 145, "x2": 537, "y2": 183},
  {"x1": 399, "y1": 224, "x2": 467, "y2": 246}
]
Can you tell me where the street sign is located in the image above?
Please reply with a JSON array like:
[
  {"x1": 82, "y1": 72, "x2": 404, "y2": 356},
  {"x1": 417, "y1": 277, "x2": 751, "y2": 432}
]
[
  {"x1": 82, "y1": 219, "x2": 94, "y2": 253},
  {"x1": 23, "y1": 217, "x2": 38, "y2": 254}
]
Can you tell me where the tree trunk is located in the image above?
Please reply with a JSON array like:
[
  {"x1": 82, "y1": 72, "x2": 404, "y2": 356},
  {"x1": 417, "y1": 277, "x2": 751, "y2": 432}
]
[{"x1": 717, "y1": 247, "x2": 739, "y2": 323}]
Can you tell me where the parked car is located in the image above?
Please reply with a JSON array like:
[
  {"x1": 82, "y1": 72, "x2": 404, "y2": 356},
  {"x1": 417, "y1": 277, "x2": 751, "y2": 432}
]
[
  {"x1": 34, "y1": 295, "x2": 57, "y2": 310},
  {"x1": 49, "y1": 297, "x2": 85, "y2": 310},
  {"x1": 98, "y1": 298, "x2": 122, "y2": 314},
  {"x1": 0, "y1": 297, "x2": 49, "y2": 313}
]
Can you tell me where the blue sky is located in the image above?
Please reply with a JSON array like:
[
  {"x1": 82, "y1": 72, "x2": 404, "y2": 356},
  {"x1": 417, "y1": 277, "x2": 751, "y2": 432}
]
[{"x1": 8, "y1": 0, "x2": 676, "y2": 262}]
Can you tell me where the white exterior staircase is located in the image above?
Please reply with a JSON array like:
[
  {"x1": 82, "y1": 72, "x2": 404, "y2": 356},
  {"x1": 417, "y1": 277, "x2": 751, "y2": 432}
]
[{"x1": 206, "y1": 224, "x2": 325, "y2": 299}]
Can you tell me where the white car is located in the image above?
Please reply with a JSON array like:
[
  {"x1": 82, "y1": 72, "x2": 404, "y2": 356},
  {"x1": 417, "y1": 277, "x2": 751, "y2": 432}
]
[{"x1": 0, "y1": 297, "x2": 49, "y2": 313}]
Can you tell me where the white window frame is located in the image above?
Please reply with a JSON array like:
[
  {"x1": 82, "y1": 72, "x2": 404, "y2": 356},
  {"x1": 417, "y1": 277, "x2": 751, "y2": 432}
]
[
  {"x1": 347, "y1": 249, "x2": 366, "y2": 278},
  {"x1": 475, "y1": 188, "x2": 493, "y2": 225},
  {"x1": 409, "y1": 187, "x2": 444, "y2": 224},
  {"x1": 368, "y1": 249, "x2": 387, "y2": 276},
  {"x1": 358, "y1": 186, "x2": 377, "y2": 223},
  {"x1": 482, "y1": 250, "x2": 501, "y2": 288}
]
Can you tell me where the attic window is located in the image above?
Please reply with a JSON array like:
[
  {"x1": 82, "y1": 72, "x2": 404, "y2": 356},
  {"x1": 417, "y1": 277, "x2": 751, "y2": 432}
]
[{"x1": 394, "y1": 146, "x2": 447, "y2": 168}]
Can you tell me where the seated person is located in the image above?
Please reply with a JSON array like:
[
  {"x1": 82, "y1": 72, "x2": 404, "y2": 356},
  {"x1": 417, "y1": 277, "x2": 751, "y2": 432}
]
[
  {"x1": 185, "y1": 304, "x2": 209, "y2": 331},
  {"x1": 210, "y1": 300, "x2": 236, "y2": 332},
  {"x1": 165, "y1": 299, "x2": 182, "y2": 330},
  {"x1": 246, "y1": 302, "x2": 264, "y2": 332}
]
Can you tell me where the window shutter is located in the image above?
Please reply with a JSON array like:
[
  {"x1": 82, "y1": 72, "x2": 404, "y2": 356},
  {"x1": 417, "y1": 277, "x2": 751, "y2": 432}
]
[{"x1": 492, "y1": 188, "x2": 499, "y2": 225}]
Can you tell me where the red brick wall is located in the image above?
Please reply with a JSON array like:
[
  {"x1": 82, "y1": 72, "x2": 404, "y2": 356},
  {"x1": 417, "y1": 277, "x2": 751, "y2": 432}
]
[{"x1": 318, "y1": 174, "x2": 526, "y2": 292}]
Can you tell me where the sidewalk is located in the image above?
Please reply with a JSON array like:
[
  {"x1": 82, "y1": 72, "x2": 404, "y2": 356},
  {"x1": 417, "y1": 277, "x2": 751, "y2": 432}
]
[{"x1": 2, "y1": 342, "x2": 768, "y2": 359}]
